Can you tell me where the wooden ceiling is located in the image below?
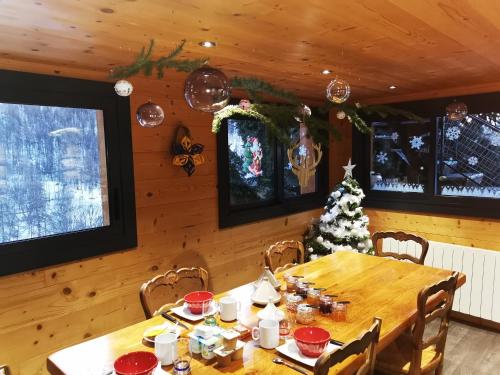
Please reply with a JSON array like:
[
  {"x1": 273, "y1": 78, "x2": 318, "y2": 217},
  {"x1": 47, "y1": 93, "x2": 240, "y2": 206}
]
[{"x1": 1, "y1": 0, "x2": 500, "y2": 102}]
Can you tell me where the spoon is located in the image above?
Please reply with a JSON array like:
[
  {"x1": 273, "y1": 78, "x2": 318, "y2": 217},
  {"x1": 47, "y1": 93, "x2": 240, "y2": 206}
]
[{"x1": 273, "y1": 357, "x2": 308, "y2": 374}]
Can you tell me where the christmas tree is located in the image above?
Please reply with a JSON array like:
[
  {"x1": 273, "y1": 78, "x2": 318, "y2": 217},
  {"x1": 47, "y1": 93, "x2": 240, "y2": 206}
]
[{"x1": 304, "y1": 159, "x2": 372, "y2": 259}]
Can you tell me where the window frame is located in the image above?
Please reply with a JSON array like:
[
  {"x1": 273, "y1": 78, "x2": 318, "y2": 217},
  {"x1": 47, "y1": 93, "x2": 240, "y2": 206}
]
[
  {"x1": 217, "y1": 113, "x2": 329, "y2": 228},
  {"x1": 0, "y1": 69, "x2": 137, "y2": 276},
  {"x1": 352, "y1": 92, "x2": 500, "y2": 219}
]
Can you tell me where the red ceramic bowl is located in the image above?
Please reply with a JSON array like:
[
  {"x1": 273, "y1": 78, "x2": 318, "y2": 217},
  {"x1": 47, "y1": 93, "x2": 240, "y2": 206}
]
[
  {"x1": 184, "y1": 291, "x2": 214, "y2": 314},
  {"x1": 114, "y1": 351, "x2": 158, "y2": 375},
  {"x1": 294, "y1": 327, "x2": 331, "y2": 358}
]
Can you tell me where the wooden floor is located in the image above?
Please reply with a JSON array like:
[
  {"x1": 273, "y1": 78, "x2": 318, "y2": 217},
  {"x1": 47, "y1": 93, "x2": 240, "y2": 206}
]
[{"x1": 443, "y1": 321, "x2": 500, "y2": 375}]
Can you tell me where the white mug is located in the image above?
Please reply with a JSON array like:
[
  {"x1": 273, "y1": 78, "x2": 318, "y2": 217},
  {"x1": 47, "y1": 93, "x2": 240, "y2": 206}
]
[
  {"x1": 155, "y1": 332, "x2": 178, "y2": 365},
  {"x1": 219, "y1": 296, "x2": 240, "y2": 322},
  {"x1": 251, "y1": 319, "x2": 279, "y2": 349}
]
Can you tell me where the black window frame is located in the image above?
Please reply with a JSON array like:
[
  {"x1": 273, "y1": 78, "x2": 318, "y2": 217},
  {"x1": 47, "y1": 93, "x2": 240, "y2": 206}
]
[
  {"x1": 217, "y1": 113, "x2": 329, "y2": 228},
  {"x1": 0, "y1": 70, "x2": 137, "y2": 276},
  {"x1": 352, "y1": 92, "x2": 500, "y2": 219}
]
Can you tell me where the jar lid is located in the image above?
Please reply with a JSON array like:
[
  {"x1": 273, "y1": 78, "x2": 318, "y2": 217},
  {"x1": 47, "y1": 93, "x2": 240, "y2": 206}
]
[{"x1": 297, "y1": 303, "x2": 313, "y2": 313}]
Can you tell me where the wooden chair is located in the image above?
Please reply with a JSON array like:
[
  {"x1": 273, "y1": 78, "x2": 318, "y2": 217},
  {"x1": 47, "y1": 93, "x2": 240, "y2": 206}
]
[
  {"x1": 265, "y1": 240, "x2": 305, "y2": 274},
  {"x1": 375, "y1": 272, "x2": 459, "y2": 375},
  {"x1": 314, "y1": 317, "x2": 382, "y2": 375},
  {"x1": 0, "y1": 365, "x2": 11, "y2": 375},
  {"x1": 372, "y1": 231, "x2": 429, "y2": 265},
  {"x1": 140, "y1": 267, "x2": 209, "y2": 319}
]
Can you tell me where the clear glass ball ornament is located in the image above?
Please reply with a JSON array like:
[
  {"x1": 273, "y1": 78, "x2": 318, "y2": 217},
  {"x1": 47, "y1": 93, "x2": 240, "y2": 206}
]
[
  {"x1": 446, "y1": 101, "x2": 468, "y2": 121},
  {"x1": 184, "y1": 67, "x2": 231, "y2": 112},
  {"x1": 326, "y1": 77, "x2": 350, "y2": 104},
  {"x1": 114, "y1": 79, "x2": 133, "y2": 97},
  {"x1": 136, "y1": 101, "x2": 165, "y2": 128},
  {"x1": 294, "y1": 104, "x2": 312, "y2": 122}
]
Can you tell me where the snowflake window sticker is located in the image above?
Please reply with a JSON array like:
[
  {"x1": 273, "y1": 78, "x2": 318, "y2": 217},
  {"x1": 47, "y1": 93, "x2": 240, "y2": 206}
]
[
  {"x1": 409, "y1": 135, "x2": 424, "y2": 151},
  {"x1": 467, "y1": 156, "x2": 478, "y2": 166},
  {"x1": 375, "y1": 151, "x2": 388, "y2": 164},
  {"x1": 446, "y1": 126, "x2": 461, "y2": 141},
  {"x1": 491, "y1": 134, "x2": 500, "y2": 147},
  {"x1": 391, "y1": 132, "x2": 399, "y2": 142}
]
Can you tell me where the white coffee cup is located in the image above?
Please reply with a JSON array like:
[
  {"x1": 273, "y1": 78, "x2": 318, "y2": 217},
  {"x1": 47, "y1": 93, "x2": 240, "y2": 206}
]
[
  {"x1": 219, "y1": 296, "x2": 240, "y2": 322},
  {"x1": 155, "y1": 332, "x2": 178, "y2": 365},
  {"x1": 251, "y1": 319, "x2": 279, "y2": 349}
]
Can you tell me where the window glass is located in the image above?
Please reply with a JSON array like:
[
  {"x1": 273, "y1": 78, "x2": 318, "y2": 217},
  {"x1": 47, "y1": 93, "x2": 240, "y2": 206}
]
[
  {"x1": 370, "y1": 121, "x2": 432, "y2": 193},
  {"x1": 437, "y1": 113, "x2": 500, "y2": 199},
  {"x1": 227, "y1": 118, "x2": 275, "y2": 206},
  {"x1": 0, "y1": 103, "x2": 109, "y2": 244}
]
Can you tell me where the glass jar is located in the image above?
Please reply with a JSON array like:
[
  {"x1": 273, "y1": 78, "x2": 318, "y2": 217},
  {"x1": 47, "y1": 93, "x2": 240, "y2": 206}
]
[
  {"x1": 286, "y1": 293, "x2": 303, "y2": 312},
  {"x1": 285, "y1": 276, "x2": 297, "y2": 293},
  {"x1": 319, "y1": 295, "x2": 334, "y2": 316},
  {"x1": 332, "y1": 302, "x2": 348, "y2": 322},
  {"x1": 295, "y1": 281, "x2": 308, "y2": 299},
  {"x1": 307, "y1": 289, "x2": 321, "y2": 306},
  {"x1": 296, "y1": 304, "x2": 314, "y2": 325}
]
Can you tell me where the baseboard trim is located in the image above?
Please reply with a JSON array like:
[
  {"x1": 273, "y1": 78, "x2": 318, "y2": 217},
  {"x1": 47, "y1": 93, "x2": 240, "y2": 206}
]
[{"x1": 451, "y1": 311, "x2": 500, "y2": 333}]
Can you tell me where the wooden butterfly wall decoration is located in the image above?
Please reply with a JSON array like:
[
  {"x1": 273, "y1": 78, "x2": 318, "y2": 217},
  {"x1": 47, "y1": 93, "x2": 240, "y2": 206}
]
[{"x1": 172, "y1": 125, "x2": 205, "y2": 176}]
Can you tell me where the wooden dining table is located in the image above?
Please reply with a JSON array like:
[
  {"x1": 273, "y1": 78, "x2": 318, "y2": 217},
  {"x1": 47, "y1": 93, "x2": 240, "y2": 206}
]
[{"x1": 47, "y1": 251, "x2": 465, "y2": 375}]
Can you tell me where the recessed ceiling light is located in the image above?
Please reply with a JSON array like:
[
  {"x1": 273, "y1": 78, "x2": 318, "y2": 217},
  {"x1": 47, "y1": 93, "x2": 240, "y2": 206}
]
[
  {"x1": 199, "y1": 41, "x2": 216, "y2": 48},
  {"x1": 389, "y1": 85, "x2": 397, "y2": 90},
  {"x1": 321, "y1": 69, "x2": 332, "y2": 75}
]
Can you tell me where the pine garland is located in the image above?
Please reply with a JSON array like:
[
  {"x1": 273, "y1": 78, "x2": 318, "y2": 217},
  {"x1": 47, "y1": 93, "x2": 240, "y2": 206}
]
[
  {"x1": 109, "y1": 40, "x2": 208, "y2": 79},
  {"x1": 110, "y1": 39, "x2": 425, "y2": 143}
]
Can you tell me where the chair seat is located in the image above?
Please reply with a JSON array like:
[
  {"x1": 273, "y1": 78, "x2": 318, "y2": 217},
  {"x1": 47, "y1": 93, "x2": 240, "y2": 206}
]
[{"x1": 376, "y1": 335, "x2": 441, "y2": 374}]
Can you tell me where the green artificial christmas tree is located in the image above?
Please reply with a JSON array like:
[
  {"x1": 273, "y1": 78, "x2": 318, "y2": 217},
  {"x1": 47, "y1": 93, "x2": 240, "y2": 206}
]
[{"x1": 304, "y1": 159, "x2": 372, "y2": 260}]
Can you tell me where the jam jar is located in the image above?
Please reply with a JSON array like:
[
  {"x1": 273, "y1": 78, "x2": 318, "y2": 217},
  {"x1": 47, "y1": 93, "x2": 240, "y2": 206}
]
[
  {"x1": 286, "y1": 293, "x2": 303, "y2": 312},
  {"x1": 296, "y1": 304, "x2": 314, "y2": 325}
]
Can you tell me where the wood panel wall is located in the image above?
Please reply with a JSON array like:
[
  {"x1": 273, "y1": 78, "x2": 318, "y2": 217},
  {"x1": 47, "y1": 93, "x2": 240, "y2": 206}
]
[{"x1": 0, "y1": 62, "x2": 326, "y2": 375}]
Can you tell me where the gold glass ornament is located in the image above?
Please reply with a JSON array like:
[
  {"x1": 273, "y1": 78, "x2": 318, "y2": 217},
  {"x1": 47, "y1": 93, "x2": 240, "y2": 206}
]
[{"x1": 446, "y1": 101, "x2": 468, "y2": 121}]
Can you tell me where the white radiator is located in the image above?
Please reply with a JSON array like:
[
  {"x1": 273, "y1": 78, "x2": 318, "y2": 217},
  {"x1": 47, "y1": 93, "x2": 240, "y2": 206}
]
[{"x1": 382, "y1": 238, "x2": 500, "y2": 323}]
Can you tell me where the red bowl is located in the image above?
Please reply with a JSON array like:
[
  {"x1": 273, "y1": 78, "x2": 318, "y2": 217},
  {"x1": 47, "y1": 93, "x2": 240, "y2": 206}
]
[
  {"x1": 294, "y1": 327, "x2": 331, "y2": 357},
  {"x1": 114, "y1": 351, "x2": 158, "y2": 375},
  {"x1": 184, "y1": 291, "x2": 214, "y2": 314}
]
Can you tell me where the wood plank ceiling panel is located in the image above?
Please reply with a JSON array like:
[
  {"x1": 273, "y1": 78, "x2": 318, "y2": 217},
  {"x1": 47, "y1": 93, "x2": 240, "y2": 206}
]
[{"x1": 0, "y1": 0, "x2": 499, "y2": 102}]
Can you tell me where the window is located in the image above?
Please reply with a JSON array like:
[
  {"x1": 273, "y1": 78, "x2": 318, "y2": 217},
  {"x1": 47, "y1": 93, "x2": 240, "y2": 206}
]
[
  {"x1": 353, "y1": 92, "x2": 500, "y2": 218},
  {"x1": 217, "y1": 113, "x2": 328, "y2": 228},
  {"x1": 0, "y1": 70, "x2": 136, "y2": 276}
]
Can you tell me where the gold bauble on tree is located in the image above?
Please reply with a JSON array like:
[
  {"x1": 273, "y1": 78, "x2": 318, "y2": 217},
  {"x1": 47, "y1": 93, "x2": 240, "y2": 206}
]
[{"x1": 326, "y1": 77, "x2": 350, "y2": 104}]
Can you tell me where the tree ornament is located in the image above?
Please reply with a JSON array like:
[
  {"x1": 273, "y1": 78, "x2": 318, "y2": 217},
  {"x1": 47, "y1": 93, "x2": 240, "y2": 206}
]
[
  {"x1": 172, "y1": 125, "x2": 205, "y2": 176},
  {"x1": 342, "y1": 158, "x2": 356, "y2": 178},
  {"x1": 326, "y1": 77, "x2": 350, "y2": 104},
  {"x1": 294, "y1": 104, "x2": 312, "y2": 122},
  {"x1": 136, "y1": 101, "x2": 165, "y2": 128},
  {"x1": 336, "y1": 110, "x2": 346, "y2": 120},
  {"x1": 446, "y1": 101, "x2": 468, "y2": 121},
  {"x1": 375, "y1": 151, "x2": 388, "y2": 164},
  {"x1": 184, "y1": 66, "x2": 231, "y2": 112},
  {"x1": 114, "y1": 79, "x2": 133, "y2": 96},
  {"x1": 287, "y1": 123, "x2": 323, "y2": 188}
]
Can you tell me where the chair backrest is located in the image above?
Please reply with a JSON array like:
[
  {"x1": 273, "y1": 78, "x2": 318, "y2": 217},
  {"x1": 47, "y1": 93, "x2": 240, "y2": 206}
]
[
  {"x1": 314, "y1": 317, "x2": 382, "y2": 375},
  {"x1": 0, "y1": 365, "x2": 11, "y2": 375},
  {"x1": 407, "y1": 272, "x2": 459, "y2": 374},
  {"x1": 372, "y1": 231, "x2": 429, "y2": 265},
  {"x1": 140, "y1": 267, "x2": 209, "y2": 319},
  {"x1": 265, "y1": 240, "x2": 305, "y2": 274}
]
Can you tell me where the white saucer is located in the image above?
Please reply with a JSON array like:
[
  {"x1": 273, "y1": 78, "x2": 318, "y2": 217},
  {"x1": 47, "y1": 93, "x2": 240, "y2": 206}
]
[
  {"x1": 170, "y1": 302, "x2": 218, "y2": 321},
  {"x1": 276, "y1": 339, "x2": 341, "y2": 367},
  {"x1": 251, "y1": 294, "x2": 281, "y2": 305},
  {"x1": 113, "y1": 362, "x2": 169, "y2": 374}
]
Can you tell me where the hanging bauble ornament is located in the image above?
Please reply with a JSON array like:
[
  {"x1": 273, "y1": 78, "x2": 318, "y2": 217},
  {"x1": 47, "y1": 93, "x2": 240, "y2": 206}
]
[
  {"x1": 326, "y1": 77, "x2": 350, "y2": 104},
  {"x1": 294, "y1": 104, "x2": 312, "y2": 122},
  {"x1": 336, "y1": 110, "x2": 346, "y2": 120},
  {"x1": 114, "y1": 79, "x2": 133, "y2": 97},
  {"x1": 446, "y1": 101, "x2": 467, "y2": 121},
  {"x1": 184, "y1": 67, "x2": 231, "y2": 112},
  {"x1": 136, "y1": 101, "x2": 165, "y2": 128},
  {"x1": 239, "y1": 99, "x2": 251, "y2": 110}
]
